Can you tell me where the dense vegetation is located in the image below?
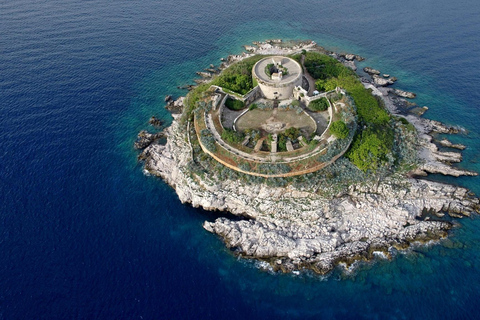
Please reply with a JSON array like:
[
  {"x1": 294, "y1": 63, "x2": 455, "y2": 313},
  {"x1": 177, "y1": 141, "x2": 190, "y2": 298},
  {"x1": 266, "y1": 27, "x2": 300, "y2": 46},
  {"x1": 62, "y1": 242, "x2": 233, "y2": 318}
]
[
  {"x1": 308, "y1": 97, "x2": 329, "y2": 112},
  {"x1": 329, "y1": 120, "x2": 349, "y2": 139},
  {"x1": 347, "y1": 126, "x2": 394, "y2": 171},
  {"x1": 200, "y1": 128, "x2": 216, "y2": 152},
  {"x1": 182, "y1": 83, "x2": 211, "y2": 123},
  {"x1": 302, "y1": 51, "x2": 394, "y2": 172},
  {"x1": 221, "y1": 128, "x2": 244, "y2": 144},
  {"x1": 225, "y1": 97, "x2": 245, "y2": 110},
  {"x1": 212, "y1": 55, "x2": 265, "y2": 95}
]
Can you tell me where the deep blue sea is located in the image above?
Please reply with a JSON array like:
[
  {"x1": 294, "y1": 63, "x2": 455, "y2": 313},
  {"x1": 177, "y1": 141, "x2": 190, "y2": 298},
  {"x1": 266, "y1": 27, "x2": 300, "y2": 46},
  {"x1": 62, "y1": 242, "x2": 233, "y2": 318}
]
[{"x1": 1, "y1": 0, "x2": 480, "y2": 318}]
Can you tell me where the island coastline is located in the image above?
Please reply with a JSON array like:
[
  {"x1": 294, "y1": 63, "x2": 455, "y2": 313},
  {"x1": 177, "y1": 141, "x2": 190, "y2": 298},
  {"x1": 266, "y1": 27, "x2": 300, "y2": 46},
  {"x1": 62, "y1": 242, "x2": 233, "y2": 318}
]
[{"x1": 136, "y1": 40, "x2": 479, "y2": 274}]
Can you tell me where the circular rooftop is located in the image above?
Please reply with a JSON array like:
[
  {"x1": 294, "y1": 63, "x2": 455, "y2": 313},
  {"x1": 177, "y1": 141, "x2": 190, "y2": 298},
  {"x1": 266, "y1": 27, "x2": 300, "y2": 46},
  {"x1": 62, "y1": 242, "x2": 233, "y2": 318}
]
[{"x1": 253, "y1": 56, "x2": 302, "y2": 86}]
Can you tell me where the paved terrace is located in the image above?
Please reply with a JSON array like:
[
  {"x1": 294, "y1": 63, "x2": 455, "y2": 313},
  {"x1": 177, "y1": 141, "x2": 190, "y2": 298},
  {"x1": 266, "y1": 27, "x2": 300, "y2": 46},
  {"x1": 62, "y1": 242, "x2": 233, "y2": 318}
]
[{"x1": 254, "y1": 56, "x2": 302, "y2": 85}]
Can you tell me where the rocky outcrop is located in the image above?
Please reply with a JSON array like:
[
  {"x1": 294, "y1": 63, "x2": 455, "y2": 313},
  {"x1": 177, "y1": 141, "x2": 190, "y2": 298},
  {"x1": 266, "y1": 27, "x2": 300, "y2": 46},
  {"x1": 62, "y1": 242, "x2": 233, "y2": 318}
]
[
  {"x1": 404, "y1": 116, "x2": 476, "y2": 177},
  {"x1": 343, "y1": 60, "x2": 357, "y2": 71},
  {"x1": 165, "y1": 97, "x2": 185, "y2": 113},
  {"x1": 439, "y1": 139, "x2": 466, "y2": 150},
  {"x1": 196, "y1": 71, "x2": 212, "y2": 78},
  {"x1": 244, "y1": 45, "x2": 256, "y2": 52},
  {"x1": 364, "y1": 67, "x2": 381, "y2": 75},
  {"x1": 141, "y1": 113, "x2": 479, "y2": 273},
  {"x1": 340, "y1": 53, "x2": 364, "y2": 61},
  {"x1": 373, "y1": 75, "x2": 396, "y2": 86},
  {"x1": 395, "y1": 89, "x2": 417, "y2": 99},
  {"x1": 203, "y1": 179, "x2": 478, "y2": 273},
  {"x1": 134, "y1": 130, "x2": 164, "y2": 150}
]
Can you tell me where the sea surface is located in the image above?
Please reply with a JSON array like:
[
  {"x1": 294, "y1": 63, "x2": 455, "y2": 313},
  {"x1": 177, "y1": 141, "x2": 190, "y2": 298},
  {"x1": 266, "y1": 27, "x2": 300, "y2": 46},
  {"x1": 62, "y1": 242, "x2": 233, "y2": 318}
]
[{"x1": 1, "y1": 0, "x2": 480, "y2": 319}]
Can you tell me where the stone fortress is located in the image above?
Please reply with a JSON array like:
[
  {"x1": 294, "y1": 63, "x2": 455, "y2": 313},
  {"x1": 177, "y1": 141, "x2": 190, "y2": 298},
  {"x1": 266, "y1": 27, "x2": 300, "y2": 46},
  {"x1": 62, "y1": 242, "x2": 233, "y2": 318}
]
[
  {"x1": 252, "y1": 56, "x2": 303, "y2": 100},
  {"x1": 193, "y1": 53, "x2": 356, "y2": 178}
]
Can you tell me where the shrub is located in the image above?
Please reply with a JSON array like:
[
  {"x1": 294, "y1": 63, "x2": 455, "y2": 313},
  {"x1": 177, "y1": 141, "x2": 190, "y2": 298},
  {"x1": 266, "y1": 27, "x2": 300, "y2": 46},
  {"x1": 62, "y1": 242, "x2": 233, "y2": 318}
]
[
  {"x1": 330, "y1": 120, "x2": 349, "y2": 139},
  {"x1": 244, "y1": 129, "x2": 261, "y2": 142},
  {"x1": 304, "y1": 51, "x2": 355, "y2": 80},
  {"x1": 257, "y1": 163, "x2": 291, "y2": 175},
  {"x1": 346, "y1": 125, "x2": 394, "y2": 172},
  {"x1": 221, "y1": 128, "x2": 244, "y2": 144},
  {"x1": 182, "y1": 83, "x2": 211, "y2": 123},
  {"x1": 257, "y1": 102, "x2": 273, "y2": 110},
  {"x1": 239, "y1": 163, "x2": 251, "y2": 172},
  {"x1": 249, "y1": 103, "x2": 257, "y2": 110},
  {"x1": 284, "y1": 127, "x2": 300, "y2": 140},
  {"x1": 277, "y1": 134, "x2": 287, "y2": 152},
  {"x1": 308, "y1": 97, "x2": 329, "y2": 111},
  {"x1": 225, "y1": 98, "x2": 245, "y2": 111},
  {"x1": 200, "y1": 129, "x2": 217, "y2": 152}
]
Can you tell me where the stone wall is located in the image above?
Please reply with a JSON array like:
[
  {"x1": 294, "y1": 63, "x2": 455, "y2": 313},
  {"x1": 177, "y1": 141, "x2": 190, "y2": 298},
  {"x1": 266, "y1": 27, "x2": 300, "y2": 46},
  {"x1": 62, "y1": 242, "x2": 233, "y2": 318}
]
[{"x1": 256, "y1": 77, "x2": 302, "y2": 100}]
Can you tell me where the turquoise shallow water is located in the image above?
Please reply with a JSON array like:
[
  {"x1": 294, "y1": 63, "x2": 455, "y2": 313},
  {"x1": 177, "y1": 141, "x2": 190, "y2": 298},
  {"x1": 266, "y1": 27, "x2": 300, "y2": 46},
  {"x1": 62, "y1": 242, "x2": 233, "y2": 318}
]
[{"x1": 1, "y1": 0, "x2": 480, "y2": 318}]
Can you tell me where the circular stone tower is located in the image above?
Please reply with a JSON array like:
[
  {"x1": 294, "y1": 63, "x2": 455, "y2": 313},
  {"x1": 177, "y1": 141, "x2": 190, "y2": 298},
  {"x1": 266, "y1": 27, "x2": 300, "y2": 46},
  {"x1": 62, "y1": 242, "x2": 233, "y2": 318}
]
[{"x1": 252, "y1": 56, "x2": 303, "y2": 100}]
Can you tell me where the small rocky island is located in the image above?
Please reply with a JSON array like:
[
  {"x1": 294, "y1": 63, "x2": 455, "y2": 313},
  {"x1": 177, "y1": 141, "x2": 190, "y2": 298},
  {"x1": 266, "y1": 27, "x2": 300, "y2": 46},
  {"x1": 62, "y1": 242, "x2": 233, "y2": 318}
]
[{"x1": 136, "y1": 40, "x2": 479, "y2": 274}]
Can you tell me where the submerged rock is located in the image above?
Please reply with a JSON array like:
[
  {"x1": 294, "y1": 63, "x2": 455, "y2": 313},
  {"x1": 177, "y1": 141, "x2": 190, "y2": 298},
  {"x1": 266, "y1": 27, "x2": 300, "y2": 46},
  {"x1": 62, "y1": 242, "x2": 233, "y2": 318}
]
[{"x1": 149, "y1": 116, "x2": 163, "y2": 128}]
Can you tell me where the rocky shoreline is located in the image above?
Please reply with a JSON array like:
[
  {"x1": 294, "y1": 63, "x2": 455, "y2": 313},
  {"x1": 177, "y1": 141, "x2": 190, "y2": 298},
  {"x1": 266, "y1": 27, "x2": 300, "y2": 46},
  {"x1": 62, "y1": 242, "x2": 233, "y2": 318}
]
[{"x1": 137, "y1": 40, "x2": 479, "y2": 274}]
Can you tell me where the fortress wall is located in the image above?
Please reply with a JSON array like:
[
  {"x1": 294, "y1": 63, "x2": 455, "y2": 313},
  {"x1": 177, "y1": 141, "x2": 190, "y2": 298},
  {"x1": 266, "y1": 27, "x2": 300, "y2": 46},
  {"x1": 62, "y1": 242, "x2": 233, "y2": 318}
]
[
  {"x1": 194, "y1": 110, "x2": 354, "y2": 178},
  {"x1": 242, "y1": 86, "x2": 262, "y2": 105},
  {"x1": 257, "y1": 76, "x2": 302, "y2": 100},
  {"x1": 218, "y1": 94, "x2": 229, "y2": 129}
]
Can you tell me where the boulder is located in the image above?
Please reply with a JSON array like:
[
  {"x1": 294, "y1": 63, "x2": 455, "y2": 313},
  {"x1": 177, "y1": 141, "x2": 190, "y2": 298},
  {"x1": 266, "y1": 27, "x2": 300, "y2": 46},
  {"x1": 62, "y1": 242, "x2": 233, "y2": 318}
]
[
  {"x1": 364, "y1": 67, "x2": 381, "y2": 75},
  {"x1": 345, "y1": 54, "x2": 355, "y2": 61},
  {"x1": 196, "y1": 71, "x2": 212, "y2": 78},
  {"x1": 439, "y1": 139, "x2": 466, "y2": 150},
  {"x1": 394, "y1": 89, "x2": 416, "y2": 99},
  {"x1": 373, "y1": 75, "x2": 394, "y2": 86},
  {"x1": 134, "y1": 130, "x2": 164, "y2": 150},
  {"x1": 244, "y1": 45, "x2": 256, "y2": 52},
  {"x1": 343, "y1": 60, "x2": 357, "y2": 71}
]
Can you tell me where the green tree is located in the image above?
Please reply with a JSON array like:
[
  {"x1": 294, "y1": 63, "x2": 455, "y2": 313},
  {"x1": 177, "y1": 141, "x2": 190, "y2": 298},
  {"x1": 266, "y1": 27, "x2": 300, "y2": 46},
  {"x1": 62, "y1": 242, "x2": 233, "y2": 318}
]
[
  {"x1": 308, "y1": 97, "x2": 329, "y2": 111},
  {"x1": 329, "y1": 120, "x2": 349, "y2": 139},
  {"x1": 346, "y1": 126, "x2": 394, "y2": 172}
]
